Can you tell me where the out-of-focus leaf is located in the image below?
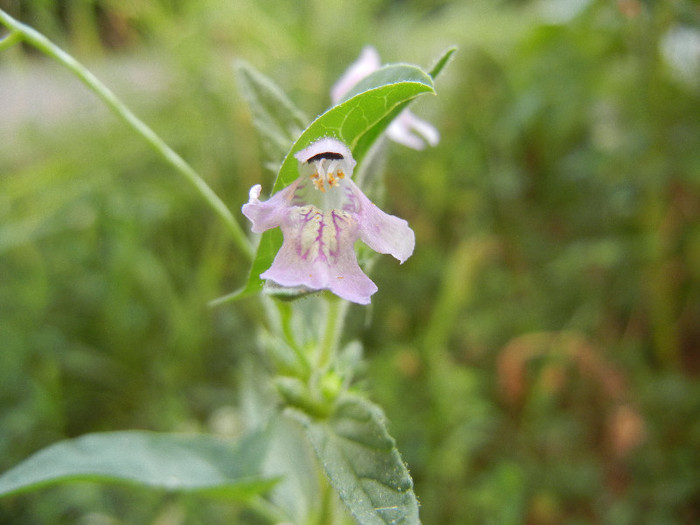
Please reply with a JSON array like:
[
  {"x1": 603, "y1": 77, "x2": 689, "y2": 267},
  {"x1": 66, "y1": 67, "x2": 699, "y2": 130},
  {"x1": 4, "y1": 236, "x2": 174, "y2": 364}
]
[
  {"x1": 428, "y1": 47, "x2": 457, "y2": 79},
  {"x1": 0, "y1": 430, "x2": 276, "y2": 499},
  {"x1": 222, "y1": 63, "x2": 435, "y2": 302},
  {"x1": 288, "y1": 395, "x2": 420, "y2": 525},
  {"x1": 235, "y1": 60, "x2": 308, "y2": 171},
  {"x1": 262, "y1": 415, "x2": 323, "y2": 524}
]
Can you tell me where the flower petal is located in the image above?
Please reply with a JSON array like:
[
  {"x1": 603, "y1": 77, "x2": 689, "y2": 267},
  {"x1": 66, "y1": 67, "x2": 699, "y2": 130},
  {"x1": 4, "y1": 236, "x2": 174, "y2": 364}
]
[
  {"x1": 386, "y1": 110, "x2": 441, "y2": 150},
  {"x1": 347, "y1": 179, "x2": 415, "y2": 263},
  {"x1": 330, "y1": 46, "x2": 381, "y2": 103},
  {"x1": 326, "y1": 253, "x2": 378, "y2": 305},
  {"x1": 294, "y1": 137, "x2": 356, "y2": 173},
  {"x1": 241, "y1": 182, "x2": 298, "y2": 234},
  {"x1": 261, "y1": 205, "x2": 377, "y2": 304}
]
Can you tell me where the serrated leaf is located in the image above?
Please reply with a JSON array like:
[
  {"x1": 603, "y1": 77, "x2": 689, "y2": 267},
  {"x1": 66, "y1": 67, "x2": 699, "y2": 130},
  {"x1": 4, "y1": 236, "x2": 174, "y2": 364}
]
[
  {"x1": 222, "y1": 63, "x2": 435, "y2": 302},
  {"x1": 0, "y1": 430, "x2": 276, "y2": 499},
  {"x1": 288, "y1": 395, "x2": 421, "y2": 525},
  {"x1": 235, "y1": 60, "x2": 308, "y2": 170}
]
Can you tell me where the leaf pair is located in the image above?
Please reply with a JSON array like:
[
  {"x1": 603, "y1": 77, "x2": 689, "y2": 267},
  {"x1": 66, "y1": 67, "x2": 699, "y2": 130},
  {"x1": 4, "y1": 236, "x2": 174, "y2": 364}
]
[{"x1": 0, "y1": 398, "x2": 420, "y2": 525}]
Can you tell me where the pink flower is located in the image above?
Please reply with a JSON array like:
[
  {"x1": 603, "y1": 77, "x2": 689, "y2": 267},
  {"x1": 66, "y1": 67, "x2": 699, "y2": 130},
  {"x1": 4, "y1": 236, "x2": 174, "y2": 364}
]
[
  {"x1": 242, "y1": 138, "x2": 415, "y2": 304},
  {"x1": 331, "y1": 46, "x2": 440, "y2": 150}
]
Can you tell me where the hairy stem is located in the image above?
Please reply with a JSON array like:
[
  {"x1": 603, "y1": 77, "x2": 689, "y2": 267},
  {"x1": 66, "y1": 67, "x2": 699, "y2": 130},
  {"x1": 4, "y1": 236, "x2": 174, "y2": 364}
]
[
  {"x1": 0, "y1": 9, "x2": 253, "y2": 260},
  {"x1": 317, "y1": 296, "x2": 348, "y2": 372}
]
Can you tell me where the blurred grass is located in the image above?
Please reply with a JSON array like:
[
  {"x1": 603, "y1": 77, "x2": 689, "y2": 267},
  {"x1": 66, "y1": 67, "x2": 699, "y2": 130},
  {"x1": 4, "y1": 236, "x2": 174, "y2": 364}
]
[{"x1": 1, "y1": 0, "x2": 699, "y2": 523}]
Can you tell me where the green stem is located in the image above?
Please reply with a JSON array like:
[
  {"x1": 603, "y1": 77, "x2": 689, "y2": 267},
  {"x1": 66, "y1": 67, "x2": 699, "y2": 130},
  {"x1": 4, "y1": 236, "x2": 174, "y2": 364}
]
[
  {"x1": 316, "y1": 296, "x2": 348, "y2": 371},
  {"x1": 0, "y1": 27, "x2": 21, "y2": 50},
  {"x1": 0, "y1": 9, "x2": 253, "y2": 261},
  {"x1": 276, "y1": 300, "x2": 311, "y2": 373},
  {"x1": 247, "y1": 495, "x2": 290, "y2": 524}
]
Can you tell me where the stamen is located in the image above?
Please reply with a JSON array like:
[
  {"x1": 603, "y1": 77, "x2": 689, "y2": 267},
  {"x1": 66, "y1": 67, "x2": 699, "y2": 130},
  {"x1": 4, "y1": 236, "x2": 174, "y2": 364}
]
[
  {"x1": 309, "y1": 162, "x2": 343, "y2": 192},
  {"x1": 310, "y1": 173, "x2": 326, "y2": 192}
]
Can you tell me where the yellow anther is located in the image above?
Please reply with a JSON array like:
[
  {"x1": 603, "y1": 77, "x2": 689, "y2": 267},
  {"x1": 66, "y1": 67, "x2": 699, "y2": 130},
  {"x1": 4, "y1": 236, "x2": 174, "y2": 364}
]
[
  {"x1": 309, "y1": 169, "x2": 344, "y2": 192},
  {"x1": 310, "y1": 173, "x2": 326, "y2": 192}
]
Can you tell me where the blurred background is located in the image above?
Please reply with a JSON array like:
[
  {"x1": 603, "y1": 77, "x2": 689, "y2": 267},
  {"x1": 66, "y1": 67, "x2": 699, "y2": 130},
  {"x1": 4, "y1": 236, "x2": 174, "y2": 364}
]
[{"x1": 1, "y1": 0, "x2": 699, "y2": 523}]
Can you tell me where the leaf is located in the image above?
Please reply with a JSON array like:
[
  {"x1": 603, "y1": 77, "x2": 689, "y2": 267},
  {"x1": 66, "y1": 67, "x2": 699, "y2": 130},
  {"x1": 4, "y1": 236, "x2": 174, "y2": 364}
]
[
  {"x1": 262, "y1": 415, "x2": 323, "y2": 524},
  {"x1": 235, "y1": 60, "x2": 308, "y2": 170},
  {"x1": 428, "y1": 46, "x2": 458, "y2": 79},
  {"x1": 0, "y1": 430, "x2": 276, "y2": 499},
  {"x1": 288, "y1": 395, "x2": 421, "y2": 525},
  {"x1": 225, "y1": 63, "x2": 435, "y2": 302}
]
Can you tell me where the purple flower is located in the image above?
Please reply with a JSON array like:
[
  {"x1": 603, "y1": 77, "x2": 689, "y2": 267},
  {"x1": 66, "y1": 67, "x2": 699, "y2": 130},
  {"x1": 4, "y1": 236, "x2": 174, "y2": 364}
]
[
  {"x1": 331, "y1": 46, "x2": 440, "y2": 150},
  {"x1": 242, "y1": 138, "x2": 415, "y2": 304}
]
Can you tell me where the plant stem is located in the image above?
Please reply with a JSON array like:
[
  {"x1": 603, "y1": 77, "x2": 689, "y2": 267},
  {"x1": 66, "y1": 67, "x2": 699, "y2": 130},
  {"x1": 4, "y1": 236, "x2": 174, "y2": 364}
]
[
  {"x1": 317, "y1": 296, "x2": 348, "y2": 371},
  {"x1": 0, "y1": 9, "x2": 253, "y2": 261},
  {"x1": 247, "y1": 495, "x2": 290, "y2": 524},
  {"x1": 0, "y1": 27, "x2": 21, "y2": 50},
  {"x1": 276, "y1": 300, "x2": 311, "y2": 373}
]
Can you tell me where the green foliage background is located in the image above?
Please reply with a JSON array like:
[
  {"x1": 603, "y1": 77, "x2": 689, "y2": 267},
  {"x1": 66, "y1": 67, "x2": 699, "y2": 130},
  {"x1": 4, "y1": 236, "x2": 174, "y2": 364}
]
[{"x1": 1, "y1": 0, "x2": 699, "y2": 523}]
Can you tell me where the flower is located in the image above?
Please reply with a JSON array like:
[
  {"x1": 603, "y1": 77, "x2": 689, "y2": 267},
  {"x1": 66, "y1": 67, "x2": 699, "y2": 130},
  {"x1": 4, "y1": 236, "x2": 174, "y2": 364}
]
[
  {"x1": 242, "y1": 137, "x2": 415, "y2": 304},
  {"x1": 331, "y1": 46, "x2": 440, "y2": 150}
]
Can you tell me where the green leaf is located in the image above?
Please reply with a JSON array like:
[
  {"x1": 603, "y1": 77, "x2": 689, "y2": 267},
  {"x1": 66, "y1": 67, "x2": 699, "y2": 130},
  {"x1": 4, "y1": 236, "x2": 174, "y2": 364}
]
[
  {"x1": 222, "y1": 63, "x2": 435, "y2": 302},
  {"x1": 428, "y1": 46, "x2": 458, "y2": 79},
  {"x1": 288, "y1": 395, "x2": 421, "y2": 525},
  {"x1": 235, "y1": 60, "x2": 308, "y2": 171},
  {"x1": 0, "y1": 430, "x2": 276, "y2": 499},
  {"x1": 262, "y1": 415, "x2": 324, "y2": 524}
]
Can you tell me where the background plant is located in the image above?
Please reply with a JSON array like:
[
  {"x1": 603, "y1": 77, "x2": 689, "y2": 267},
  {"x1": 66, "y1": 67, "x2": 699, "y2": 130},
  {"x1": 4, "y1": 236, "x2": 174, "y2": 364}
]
[{"x1": 1, "y1": 0, "x2": 699, "y2": 524}]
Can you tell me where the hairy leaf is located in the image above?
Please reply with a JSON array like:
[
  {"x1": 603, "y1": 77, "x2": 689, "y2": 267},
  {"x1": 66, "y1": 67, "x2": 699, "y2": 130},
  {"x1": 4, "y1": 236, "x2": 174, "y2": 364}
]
[
  {"x1": 235, "y1": 60, "x2": 308, "y2": 171},
  {"x1": 289, "y1": 395, "x2": 421, "y2": 525},
  {"x1": 0, "y1": 430, "x2": 276, "y2": 499}
]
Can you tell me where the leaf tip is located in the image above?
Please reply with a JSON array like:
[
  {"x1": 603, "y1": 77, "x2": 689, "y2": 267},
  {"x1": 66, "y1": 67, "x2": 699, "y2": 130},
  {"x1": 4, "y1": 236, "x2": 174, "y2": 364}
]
[{"x1": 428, "y1": 46, "x2": 458, "y2": 79}]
